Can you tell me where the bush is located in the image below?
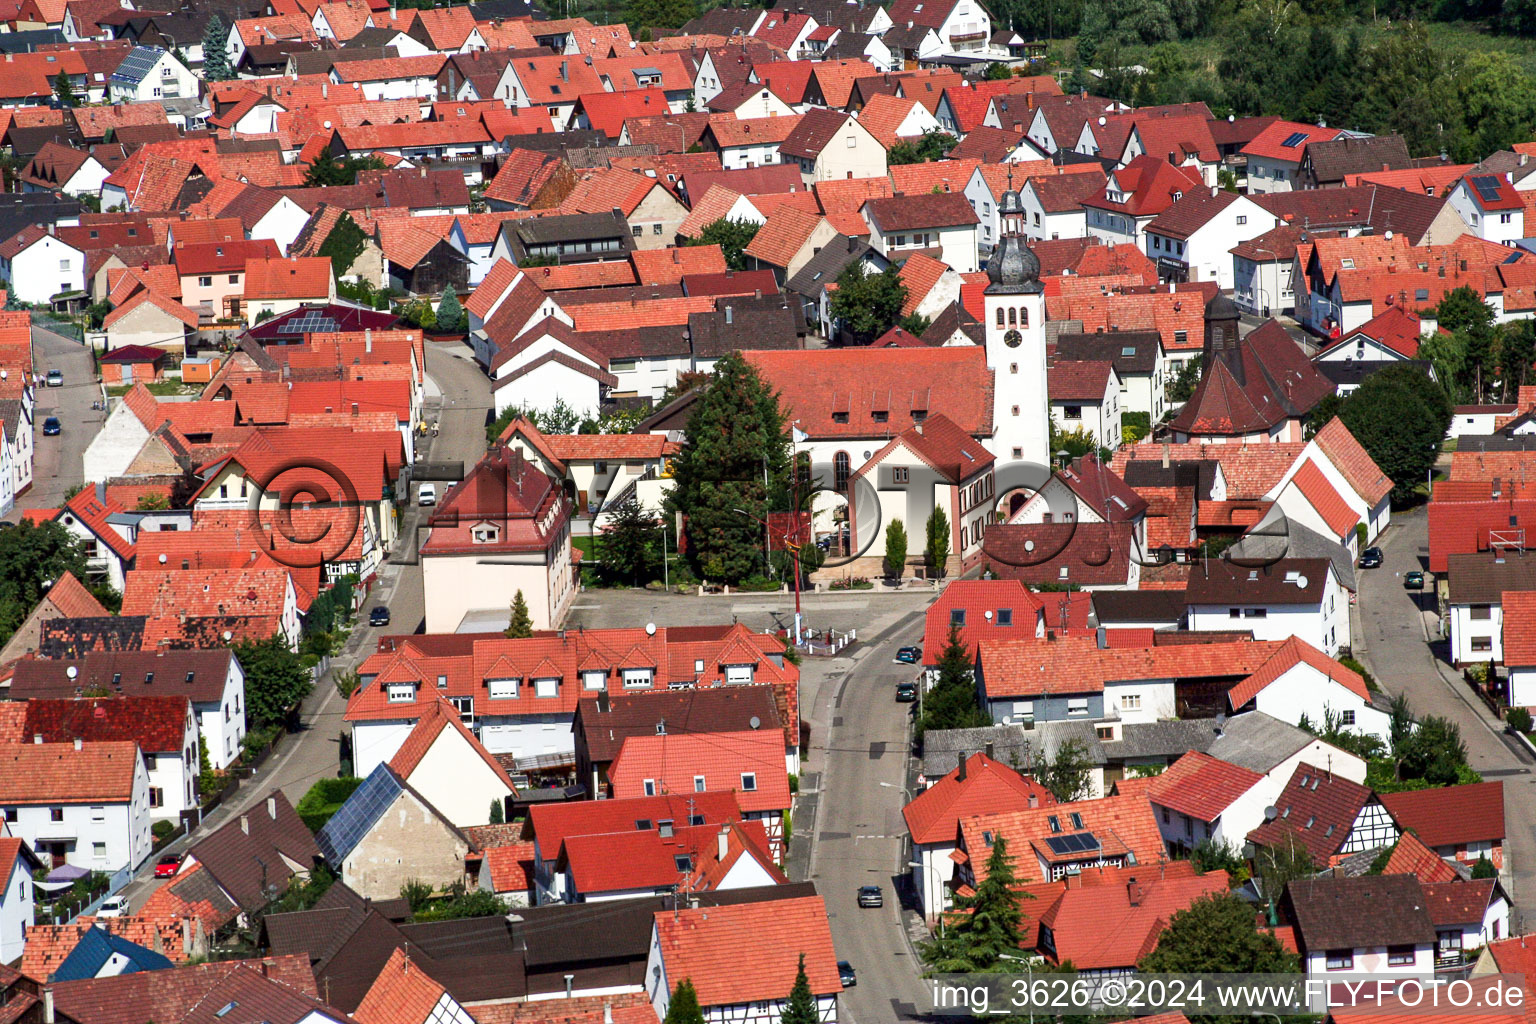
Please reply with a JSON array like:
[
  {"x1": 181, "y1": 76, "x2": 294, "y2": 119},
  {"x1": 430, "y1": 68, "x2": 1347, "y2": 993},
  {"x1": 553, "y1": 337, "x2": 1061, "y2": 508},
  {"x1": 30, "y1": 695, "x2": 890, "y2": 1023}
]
[
  {"x1": 152, "y1": 819, "x2": 175, "y2": 841},
  {"x1": 296, "y1": 776, "x2": 363, "y2": 832},
  {"x1": 1509, "y1": 706, "x2": 1533, "y2": 733},
  {"x1": 1339, "y1": 655, "x2": 1379, "y2": 693}
]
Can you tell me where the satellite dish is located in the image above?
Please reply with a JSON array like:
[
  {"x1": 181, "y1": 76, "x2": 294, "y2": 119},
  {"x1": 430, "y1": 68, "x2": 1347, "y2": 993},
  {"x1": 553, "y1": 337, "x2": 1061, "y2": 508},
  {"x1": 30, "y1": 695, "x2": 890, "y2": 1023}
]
[
  {"x1": 1295, "y1": 575, "x2": 1309, "y2": 589},
  {"x1": 1024, "y1": 540, "x2": 1034, "y2": 552},
  {"x1": 66, "y1": 666, "x2": 77, "y2": 679},
  {"x1": 984, "y1": 610, "x2": 993, "y2": 620},
  {"x1": 1227, "y1": 113, "x2": 1234, "y2": 123},
  {"x1": 1097, "y1": 115, "x2": 1106, "y2": 126},
  {"x1": 222, "y1": 631, "x2": 233, "y2": 642},
  {"x1": 749, "y1": 715, "x2": 761, "y2": 729},
  {"x1": 158, "y1": 553, "x2": 167, "y2": 564},
  {"x1": 1263, "y1": 805, "x2": 1279, "y2": 821},
  {"x1": 645, "y1": 622, "x2": 656, "y2": 635}
]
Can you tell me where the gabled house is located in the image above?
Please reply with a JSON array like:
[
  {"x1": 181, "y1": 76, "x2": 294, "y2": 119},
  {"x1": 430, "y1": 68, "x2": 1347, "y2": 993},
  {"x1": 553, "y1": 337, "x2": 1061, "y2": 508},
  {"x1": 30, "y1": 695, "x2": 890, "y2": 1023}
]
[
  {"x1": 1227, "y1": 636, "x2": 1389, "y2": 741},
  {"x1": 0, "y1": 740, "x2": 151, "y2": 872},
  {"x1": 557, "y1": 818, "x2": 785, "y2": 903},
  {"x1": 1146, "y1": 750, "x2": 1266, "y2": 856},
  {"x1": 1380, "y1": 782, "x2": 1506, "y2": 872},
  {"x1": 1053, "y1": 330, "x2": 1167, "y2": 422},
  {"x1": 1246, "y1": 763, "x2": 1397, "y2": 868},
  {"x1": 646, "y1": 896, "x2": 842, "y2": 1024},
  {"x1": 1082, "y1": 156, "x2": 1203, "y2": 249},
  {"x1": 1184, "y1": 557, "x2": 1349, "y2": 657},
  {"x1": 0, "y1": 224, "x2": 85, "y2": 305},
  {"x1": 1282, "y1": 875, "x2": 1436, "y2": 981},
  {"x1": 778, "y1": 107, "x2": 885, "y2": 184},
  {"x1": 903, "y1": 751, "x2": 1052, "y2": 923},
  {"x1": 316, "y1": 763, "x2": 476, "y2": 900},
  {"x1": 181, "y1": 790, "x2": 319, "y2": 919},
  {"x1": 1447, "y1": 172, "x2": 1526, "y2": 245},
  {"x1": 0, "y1": 837, "x2": 41, "y2": 965},
  {"x1": 955, "y1": 792, "x2": 1164, "y2": 886},
  {"x1": 386, "y1": 698, "x2": 518, "y2": 828},
  {"x1": 1143, "y1": 188, "x2": 1276, "y2": 288},
  {"x1": 919, "y1": 579, "x2": 1046, "y2": 683},
  {"x1": 861, "y1": 192, "x2": 979, "y2": 272},
  {"x1": 1047, "y1": 359, "x2": 1121, "y2": 449},
  {"x1": 887, "y1": 0, "x2": 992, "y2": 53},
  {"x1": 1241, "y1": 121, "x2": 1344, "y2": 194}
]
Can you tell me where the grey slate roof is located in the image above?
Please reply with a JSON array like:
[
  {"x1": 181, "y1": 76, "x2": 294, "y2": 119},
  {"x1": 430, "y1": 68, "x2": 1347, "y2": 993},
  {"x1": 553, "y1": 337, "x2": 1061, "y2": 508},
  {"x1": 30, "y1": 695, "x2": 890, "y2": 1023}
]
[
  {"x1": 1054, "y1": 330, "x2": 1162, "y2": 376},
  {"x1": 1226, "y1": 520, "x2": 1357, "y2": 593},
  {"x1": 1205, "y1": 711, "x2": 1317, "y2": 774},
  {"x1": 111, "y1": 45, "x2": 166, "y2": 85},
  {"x1": 784, "y1": 234, "x2": 881, "y2": 297}
]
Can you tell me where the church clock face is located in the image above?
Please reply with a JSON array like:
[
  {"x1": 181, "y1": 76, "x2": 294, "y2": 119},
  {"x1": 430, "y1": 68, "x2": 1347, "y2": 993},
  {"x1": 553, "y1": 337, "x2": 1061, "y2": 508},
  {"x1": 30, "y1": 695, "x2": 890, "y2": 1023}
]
[{"x1": 1003, "y1": 329, "x2": 1022, "y2": 348}]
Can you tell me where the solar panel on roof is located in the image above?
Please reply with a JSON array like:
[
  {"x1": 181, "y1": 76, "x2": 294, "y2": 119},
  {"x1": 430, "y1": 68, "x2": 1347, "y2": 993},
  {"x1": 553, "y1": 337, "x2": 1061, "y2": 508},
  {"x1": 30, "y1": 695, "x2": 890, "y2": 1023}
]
[
  {"x1": 1280, "y1": 131, "x2": 1307, "y2": 148},
  {"x1": 281, "y1": 313, "x2": 340, "y2": 336},
  {"x1": 1044, "y1": 835, "x2": 1077, "y2": 855},
  {"x1": 315, "y1": 763, "x2": 401, "y2": 861}
]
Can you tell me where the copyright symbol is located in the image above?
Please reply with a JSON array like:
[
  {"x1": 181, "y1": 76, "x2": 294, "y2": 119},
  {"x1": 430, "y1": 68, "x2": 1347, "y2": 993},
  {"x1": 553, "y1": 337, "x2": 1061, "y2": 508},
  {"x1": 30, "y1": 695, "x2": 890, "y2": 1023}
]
[
  {"x1": 1100, "y1": 979, "x2": 1128, "y2": 1006},
  {"x1": 240, "y1": 456, "x2": 364, "y2": 571}
]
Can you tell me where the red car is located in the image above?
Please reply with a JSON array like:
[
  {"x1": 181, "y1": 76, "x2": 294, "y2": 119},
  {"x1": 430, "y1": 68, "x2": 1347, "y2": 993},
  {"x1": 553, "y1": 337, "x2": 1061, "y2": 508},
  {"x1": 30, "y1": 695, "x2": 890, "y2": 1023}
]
[{"x1": 154, "y1": 854, "x2": 181, "y2": 878}]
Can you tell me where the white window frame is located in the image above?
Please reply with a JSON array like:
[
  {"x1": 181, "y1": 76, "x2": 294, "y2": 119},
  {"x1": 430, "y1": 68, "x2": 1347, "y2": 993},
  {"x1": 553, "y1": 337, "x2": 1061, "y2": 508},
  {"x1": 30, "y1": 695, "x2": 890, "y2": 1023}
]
[{"x1": 488, "y1": 678, "x2": 519, "y2": 699}]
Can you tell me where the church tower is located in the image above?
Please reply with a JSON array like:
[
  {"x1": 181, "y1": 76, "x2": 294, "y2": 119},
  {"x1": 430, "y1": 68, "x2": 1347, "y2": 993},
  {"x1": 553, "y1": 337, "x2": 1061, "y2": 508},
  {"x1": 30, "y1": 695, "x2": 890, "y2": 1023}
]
[{"x1": 982, "y1": 171, "x2": 1049, "y2": 467}]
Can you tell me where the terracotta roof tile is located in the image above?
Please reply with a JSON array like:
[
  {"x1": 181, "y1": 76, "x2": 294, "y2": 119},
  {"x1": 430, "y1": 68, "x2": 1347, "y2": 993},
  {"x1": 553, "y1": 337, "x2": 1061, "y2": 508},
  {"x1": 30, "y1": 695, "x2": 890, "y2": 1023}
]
[
  {"x1": 653, "y1": 896, "x2": 840, "y2": 1006},
  {"x1": 903, "y1": 752, "x2": 1053, "y2": 844},
  {"x1": 1380, "y1": 782, "x2": 1504, "y2": 848},
  {"x1": 960, "y1": 793, "x2": 1165, "y2": 884},
  {"x1": 0, "y1": 740, "x2": 138, "y2": 802},
  {"x1": 1245, "y1": 762, "x2": 1374, "y2": 866}
]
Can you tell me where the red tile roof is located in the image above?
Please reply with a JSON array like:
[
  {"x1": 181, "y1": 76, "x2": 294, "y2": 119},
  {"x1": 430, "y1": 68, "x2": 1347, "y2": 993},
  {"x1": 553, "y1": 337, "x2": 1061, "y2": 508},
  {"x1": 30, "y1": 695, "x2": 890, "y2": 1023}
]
[
  {"x1": 653, "y1": 896, "x2": 840, "y2": 1006},
  {"x1": 1311, "y1": 416, "x2": 1393, "y2": 506},
  {"x1": 1383, "y1": 830, "x2": 1459, "y2": 883},
  {"x1": 1037, "y1": 868, "x2": 1229, "y2": 968},
  {"x1": 1504, "y1": 591, "x2": 1536, "y2": 668},
  {"x1": 1147, "y1": 750, "x2": 1263, "y2": 822},
  {"x1": 387, "y1": 696, "x2": 518, "y2": 793},
  {"x1": 16, "y1": 696, "x2": 191, "y2": 754},
  {"x1": 529, "y1": 792, "x2": 743, "y2": 855},
  {"x1": 960, "y1": 793, "x2": 1165, "y2": 884},
  {"x1": 903, "y1": 752, "x2": 1053, "y2": 844},
  {"x1": 977, "y1": 635, "x2": 1284, "y2": 699},
  {"x1": 745, "y1": 346, "x2": 991, "y2": 438},
  {"x1": 0, "y1": 740, "x2": 138, "y2": 802},
  {"x1": 1291, "y1": 457, "x2": 1360, "y2": 538},
  {"x1": 1048, "y1": 359, "x2": 1115, "y2": 402},
  {"x1": 353, "y1": 947, "x2": 453, "y2": 1024},
  {"x1": 1241, "y1": 120, "x2": 1343, "y2": 163},
  {"x1": 609, "y1": 730, "x2": 789, "y2": 814},
  {"x1": 576, "y1": 88, "x2": 670, "y2": 139},
  {"x1": 1229, "y1": 635, "x2": 1369, "y2": 709},
  {"x1": 242, "y1": 256, "x2": 332, "y2": 301},
  {"x1": 1082, "y1": 156, "x2": 1202, "y2": 219},
  {"x1": 482, "y1": 841, "x2": 536, "y2": 895},
  {"x1": 921, "y1": 580, "x2": 1044, "y2": 665},
  {"x1": 1421, "y1": 879, "x2": 1498, "y2": 927},
  {"x1": 1380, "y1": 782, "x2": 1505, "y2": 847}
]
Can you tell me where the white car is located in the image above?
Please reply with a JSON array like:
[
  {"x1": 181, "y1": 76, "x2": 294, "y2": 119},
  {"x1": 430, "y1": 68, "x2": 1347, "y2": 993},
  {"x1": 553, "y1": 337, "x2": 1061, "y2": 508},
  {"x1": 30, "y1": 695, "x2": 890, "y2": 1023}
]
[
  {"x1": 96, "y1": 894, "x2": 130, "y2": 918},
  {"x1": 418, "y1": 483, "x2": 437, "y2": 506}
]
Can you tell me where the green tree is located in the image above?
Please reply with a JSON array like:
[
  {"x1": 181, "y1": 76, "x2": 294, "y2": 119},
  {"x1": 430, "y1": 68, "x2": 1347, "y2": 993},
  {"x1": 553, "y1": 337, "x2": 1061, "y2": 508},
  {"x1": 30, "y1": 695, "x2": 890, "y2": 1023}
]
[
  {"x1": 884, "y1": 518, "x2": 908, "y2": 579},
  {"x1": 489, "y1": 799, "x2": 505, "y2": 824},
  {"x1": 435, "y1": 288, "x2": 464, "y2": 333},
  {"x1": 781, "y1": 954, "x2": 818, "y2": 1024},
  {"x1": 136, "y1": 492, "x2": 170, "y2": 511},
  {"x1": 688, "y1": 218, "x2": 759, "y2": 271},
  {"x1": 1167, "y1": 354, "x2": 1202, "y2": 403},
  {"x1": 829, "y1": 263, "x2": 907, "y2": 344},
  {"x1": 887, "y1": 130, "x2": 959, "y2": 164},
  {"x1": 920, "y1": 835, "x2": 1023, "y2": 972},
  {"x1": 304, "y1": 154, "x2": 387, "y2": 187},
  {"x1": 1035, "y1": 738, "x2": 1094, "y2": 802},
  {"x1": 1139, "y1": 891, "x2": 1299, "y2": 977},
  {"x1": 1338, "y1": 364, "x2": 1451, "y2": 506},
  {"x1": 665, "y1": 979, "x2": 706, "y2": 1024},
  {"x1": 52, "y1": 70, "x2": 74, "y2": 107},
  {"x1": 925, "y1": 506, "x2": 950, "y2": 579},
  {"x1": 1434, "y1": 286, "x2": 1498, "y2": 399},
  {"x1": 666, "y1": 352, "x2": 789, "y2": 584},
  {"x1": 317, "y1": 213, "x2": 368, "y2": 278},
  {"x1": 601, "y1": 495, "x2": 660, "y2": 585},
  {"x1": 1050, "y1": 422, "x2": 1098, "y2": 461},
  {"x1": 202, "y1": 13, "x2": 233, "y2": 81},
  {"x1": 1394, "y1": 714, "x2": 1470, "y2": 785},
  {"x1": 505, "y1": 590, "x2": 533, "y2": 638},
  {"x1": 1500, "y1": 320, "x2": 1536, "y2": 400},
  {"x1": 1472, "y1": 855, "x2": 1497, "y2": 878},
  {"x1": 917, "y1": 624, "x2": 990, "y2": 739},
  {"x1": 231, "y1": 634, "x2": 313, "y2": 729},
  {"x1": 1253, "y1": 831, "x2": 1320, "y2": 906},
  {"x1": 623, "y1": 0, "x2": 697, "y2": 30}
]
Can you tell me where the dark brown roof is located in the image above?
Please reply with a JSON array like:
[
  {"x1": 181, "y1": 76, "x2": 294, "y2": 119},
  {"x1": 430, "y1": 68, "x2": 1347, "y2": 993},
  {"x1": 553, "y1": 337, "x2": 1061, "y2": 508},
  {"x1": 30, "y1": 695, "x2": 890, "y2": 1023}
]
[
  {"x1": 1145, "y1": 188, "x2": 1240, "y2": 240},
  {"x1": 1283, "y1": 874, "x2": 1435, "y2": 951},
  {"x1": 9, "y1": 649, "x2": 235, "y2": 704},
  {"x1": 1251, "y1": 185, "x2": 1444, "y2": 245},
  {"x1": 1184, "y1": 557, "x2": 1334, "y2": 605},
  {"x1": 1444, "y1": 552, "x2": 1536, "y2": 604},
  {"x1": 1025, "y1": 170, "x2": 1107, "y2": 213},
  {"x1": 1054, "y1": 331, "x2": 1161, "y2": 375},
  {"x1": 1170, "y1": 320, "x2": 1334, "y2": 437},
  {"x1": 1304, "y1": 134, "x2": 1412, "y2": 185},
  {"x1": 576, "y1": 685, "x2": 782, "y2": 764},
  {"x1": 1245, "y1": 763, "x2": 1373, "y2": 865},
  {"x1": 778, "y1": 106, "x2": 851, "y2": 160},
  {"x1": 18, "y1": 696, "x2": 192, "y2": 754},
  {"x1": 863, "y1": 191, "x2": 978, "y2": 232},
  {"x1": 187, "y1": 791, "x2": 321, "y2": 912},
  {"x1": 688, "y1": 293, "x2": 806, "y2": 357}
]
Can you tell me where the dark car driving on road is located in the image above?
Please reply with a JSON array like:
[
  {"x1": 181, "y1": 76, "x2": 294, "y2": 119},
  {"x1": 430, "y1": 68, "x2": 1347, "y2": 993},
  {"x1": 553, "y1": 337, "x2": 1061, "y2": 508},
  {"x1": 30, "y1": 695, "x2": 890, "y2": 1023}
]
[
  {"x1": 369, "y1": 606, "x2": 390, "y2": 626},
  {"x1": 895, "y1": 681, "x2": 917, "y2": 702},
  {"x1": 1360, "y1": 547, "x2": 1383, "y2": 568},
  {"x1": 895, "y1": 646, "x2": 921, "y2": 664},
  {"x1": 42, "y1": 416, "x2": 60, "y2": 435}
]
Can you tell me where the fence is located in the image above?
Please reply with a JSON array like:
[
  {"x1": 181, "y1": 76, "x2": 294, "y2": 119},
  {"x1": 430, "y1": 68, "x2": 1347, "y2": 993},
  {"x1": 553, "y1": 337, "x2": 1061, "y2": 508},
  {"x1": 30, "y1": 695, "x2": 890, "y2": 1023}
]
[
  {"x1": 800, "y1": 628, "x2": 856, "y2": 656},
  {"x1": 40, "y1": 864, "x2": 132, "y2": 925}
]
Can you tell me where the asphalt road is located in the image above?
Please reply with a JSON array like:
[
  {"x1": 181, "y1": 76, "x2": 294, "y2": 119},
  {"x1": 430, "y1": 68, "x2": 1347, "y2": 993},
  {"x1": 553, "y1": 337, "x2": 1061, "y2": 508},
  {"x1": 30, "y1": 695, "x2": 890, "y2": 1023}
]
[
  {"x1": 17, "y1": 322, "x2": 102, "y2": 515},
  {"x1": 124, "y1": 341, "x2": 492, "y2": 909},
  {"x1": 1354, "y1": 507, "x2": 1536, "y2": 917}
]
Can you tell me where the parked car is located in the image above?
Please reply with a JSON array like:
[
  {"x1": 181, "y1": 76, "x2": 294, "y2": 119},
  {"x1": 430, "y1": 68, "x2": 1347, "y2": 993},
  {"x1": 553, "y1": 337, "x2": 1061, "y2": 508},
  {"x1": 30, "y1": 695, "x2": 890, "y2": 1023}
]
[
  {"x1": 857, "y1": 885, "x2": 882, "y2": 908},
  {"x1": 154, "y1": 854, "x2": 181, "y2": 878},
  {"x1": 417, "y1": 483, "x2": 437, "y2": 506},
  {"x1": 42, "y1": 416, "x2": 60, "y2": 435},
  {"x1": 895, "y1": 645, "x2": 922, "y2": 664},
  {"x1": 96, "y1": 895, "x2": 130, "y2": 918},
  {"x1": 370, "y1": 606, "x2": 391, "y2": 627},
  {"x1": 1404, "y1": 570, "x2": 1425, "y2": 590},
  {"x1": 895, "y1": 681, "x2": 917, "y2": 702},
  {"x1": 838, "y1": 961, "x2": 857, "y2": 987},
  {"x1": 45, "y1": 368, "x2": 62, "y2": 387},
  {"x1": 1360, "y1": 547, "x2": 1383, "y2": 568}
]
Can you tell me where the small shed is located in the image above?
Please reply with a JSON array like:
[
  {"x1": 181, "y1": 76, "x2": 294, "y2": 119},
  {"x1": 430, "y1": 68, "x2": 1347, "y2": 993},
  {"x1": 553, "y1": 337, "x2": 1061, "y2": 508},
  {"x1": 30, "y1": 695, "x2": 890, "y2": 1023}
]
[{"x1": 99, "y1": 344, "x2": 167, "y2": 385}]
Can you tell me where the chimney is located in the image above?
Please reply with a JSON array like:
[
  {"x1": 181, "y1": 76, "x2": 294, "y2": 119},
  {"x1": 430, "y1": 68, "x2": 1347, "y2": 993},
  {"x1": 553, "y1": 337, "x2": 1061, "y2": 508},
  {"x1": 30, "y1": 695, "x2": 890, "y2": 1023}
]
[
  {"x1": 267, "y1": 795, "x2": 277, "y2": 819},
  {"x1": 1161, "y1": 442, "x2": 1170, "y2": 469},
  {"x1": 365, "y1": 328, "x2": 372, "y2": 352},
  {"x1": 605, "y1": 1006, "x2": 614, "y2": 1024},
  {"x1": 985, "y1": 741, "x2": 994, "y2": 760},
  {"x1": 717, "y1": 825, "x2": 729, "y2": 861},
  {"x1": 1127, "y1": 878, "x2": 1142, "y2": 906},
  {"x1": 240, "y1": 815, "x2": 249, "y2": 835},
  {"x1": 33, "y1": 733, "x2": 42, "y2": 744},
  {"x1": 1027, "y1": 793, "x2": 1038, "y2": 808},
  {"x1": 72, "y1": 736, "x2": 82, "y2": 751},
  {"x1": 957, "y1": 750, "x2": 967, "y2": 780},
  {"x1": 43, "y1": 986, "x2": 53, "y2": 1024}
]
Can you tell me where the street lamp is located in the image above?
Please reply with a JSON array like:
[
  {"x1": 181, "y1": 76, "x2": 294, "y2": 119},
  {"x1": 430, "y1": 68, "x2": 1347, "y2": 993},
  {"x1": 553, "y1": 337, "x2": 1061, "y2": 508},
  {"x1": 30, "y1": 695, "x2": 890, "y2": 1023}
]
[{"x1": 733, "y1": 507, "x2": 803, "y2": 646}]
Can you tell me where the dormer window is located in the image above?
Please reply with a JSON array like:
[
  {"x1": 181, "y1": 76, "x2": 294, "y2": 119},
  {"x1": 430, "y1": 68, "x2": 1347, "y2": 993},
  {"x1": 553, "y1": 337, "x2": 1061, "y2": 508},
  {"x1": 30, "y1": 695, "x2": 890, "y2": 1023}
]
[
  {"x1": 472, "y1": 522, "x2": 500, "y2": 543},
  {"x1": 534, "y1": 677, "x2": 559, "y2": 698},
  {"x1": 582, "y1": 670, "x2": 606, "y2": 690},
  {"x1": 996, "y1": 609, "x2": 1012, "y2": 626},
  {"x1": 489, "y1": 678, "x2": 519, "y2": 699},
  {"x1": 740, "y1": 772, "x2": 757, "y2": 791},
  {"x1": 386, "y1": 683, "x2": 415, "y2": 703},
  {"x1": 623, "y1": 668, "x2": 653, "y2": 688},
  {"x1": 725, "y1": 663, "x2": 754, "y2": 684}
]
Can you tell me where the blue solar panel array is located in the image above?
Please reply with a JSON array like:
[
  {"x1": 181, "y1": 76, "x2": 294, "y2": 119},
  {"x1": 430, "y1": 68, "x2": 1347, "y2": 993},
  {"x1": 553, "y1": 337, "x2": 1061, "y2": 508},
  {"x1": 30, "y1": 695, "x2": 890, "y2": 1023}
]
[
  {"x1": 279, "y1": 313, "x2": 340, "y2": 336},
  {"x1": 1280, "y1": 131, "x2": 1308, "y2": 148},
  {"x1": 1043, "y1": 832, "x2": 1102, "y2": 856},
  {"x1": 316, "y1": 763, "x2": 402, "y2": 862},
  {"x1": 111, "y1": 46, "x2": 164, "y2": 84}
]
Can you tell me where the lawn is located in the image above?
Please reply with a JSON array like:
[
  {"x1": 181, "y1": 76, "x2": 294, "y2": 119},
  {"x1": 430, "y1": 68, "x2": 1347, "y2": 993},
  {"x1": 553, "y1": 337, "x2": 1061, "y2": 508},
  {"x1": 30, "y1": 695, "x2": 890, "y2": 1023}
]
[
  {"x1": 295, "y1": 776, "x2": 362, "y2": 833},
  {"x1": 106, "y1": 380, "x2": 198, "y2": 397}
]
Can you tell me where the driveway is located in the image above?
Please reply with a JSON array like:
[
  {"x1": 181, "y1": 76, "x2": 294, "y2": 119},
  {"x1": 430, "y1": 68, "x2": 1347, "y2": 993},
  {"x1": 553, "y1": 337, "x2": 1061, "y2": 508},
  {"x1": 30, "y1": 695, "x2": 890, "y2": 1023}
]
[
  {"x1": 1354, "y1": 508, "x2": 1536, "y2": 914},
  {"x1": 16, "y1": 322, "x2": 102, "y2": 515}
]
